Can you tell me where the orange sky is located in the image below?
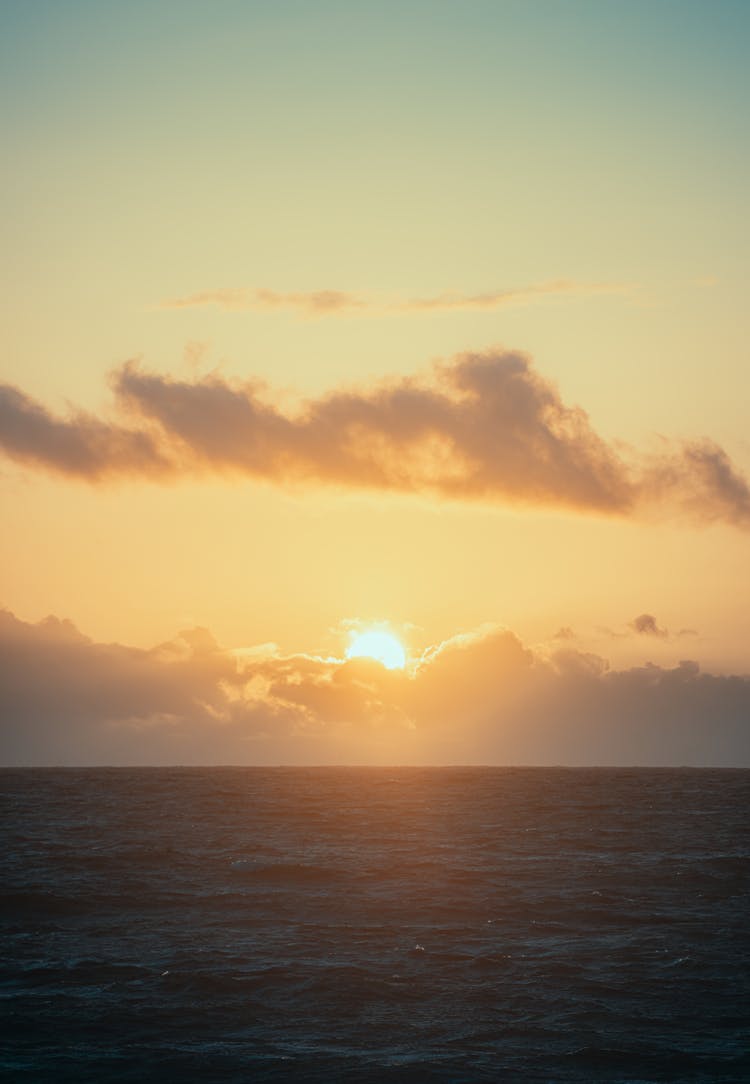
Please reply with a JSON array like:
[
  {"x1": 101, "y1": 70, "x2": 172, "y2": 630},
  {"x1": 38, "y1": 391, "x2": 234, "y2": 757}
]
[{"x1": 1, "y1": 3, "x2": 749, "y2": 763}]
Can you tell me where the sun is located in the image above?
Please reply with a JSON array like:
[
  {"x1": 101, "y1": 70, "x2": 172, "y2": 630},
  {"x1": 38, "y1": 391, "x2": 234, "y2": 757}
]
[{"x1": 345, "y1": 630, "x2": 406, "y2": 670}]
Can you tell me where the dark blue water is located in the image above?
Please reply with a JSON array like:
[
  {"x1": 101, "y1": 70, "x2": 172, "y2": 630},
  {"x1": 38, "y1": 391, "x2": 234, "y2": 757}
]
[{"x1": 1, "y1": 768, "x2": 748, "y2": 1082}]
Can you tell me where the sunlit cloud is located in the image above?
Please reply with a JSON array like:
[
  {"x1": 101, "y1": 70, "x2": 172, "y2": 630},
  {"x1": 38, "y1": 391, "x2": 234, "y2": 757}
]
[
  {"x1": 2, "y1": 610, "x2": 748, "y2": 766},
  {"x1": 1, "y1": 351, "x2": 749, "y2": 526}
]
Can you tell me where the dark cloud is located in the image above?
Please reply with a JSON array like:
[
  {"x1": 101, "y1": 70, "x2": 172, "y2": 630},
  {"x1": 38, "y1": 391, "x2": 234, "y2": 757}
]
[
  {"x1": 640, "y1": 440, "x2": 750, "y2": 527},
  {"x1": 1, "y1": 351, "x2": 749, "y2": 525},
  {"x1": 630, "y1": 613, "x2": 669, "y2": 638},
  {"x1": 0, "y1": 384, "x2": 171, "y2": 480},
  {"x1": 626, "y1": 615, "x2": 699, "y2": 641},
  {"x1": 0, "y1": 611, "x2": 238, "y2": 764},
  {"x1": 114, "y1": 351, "x2": 631, "y2": 513},
  {"x1": 1, "y1": 610, "x2": 748, "y2": 767}
]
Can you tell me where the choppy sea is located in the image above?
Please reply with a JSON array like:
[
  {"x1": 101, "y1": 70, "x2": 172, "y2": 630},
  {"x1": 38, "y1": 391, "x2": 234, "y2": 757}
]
[{"x1": 1, "y1": 768, "x2": 748, "y2": 1082}]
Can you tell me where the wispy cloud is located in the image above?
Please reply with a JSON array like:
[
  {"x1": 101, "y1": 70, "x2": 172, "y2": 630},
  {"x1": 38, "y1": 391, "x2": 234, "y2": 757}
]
[
  {"x1": 395, "y1": 280, "x2": 631, "y2": 313},
  {"x1": 2, "y1": 610, "x2": 748, "y2": 766},
  {"x1": 160, "y1": 288, "x2": 367, "y2": 316},
  {"x1": 1, "y1": 351, "x2": 749, "y2": 526},
  {"x1": 158, "y1": 280, "x2": 632, "y2": 317}
]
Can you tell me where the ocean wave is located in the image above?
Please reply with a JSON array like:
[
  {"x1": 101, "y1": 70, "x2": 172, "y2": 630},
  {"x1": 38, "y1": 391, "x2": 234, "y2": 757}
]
[{"x1": 2, "y1": 766, "x2": 748, "y2": 1082}]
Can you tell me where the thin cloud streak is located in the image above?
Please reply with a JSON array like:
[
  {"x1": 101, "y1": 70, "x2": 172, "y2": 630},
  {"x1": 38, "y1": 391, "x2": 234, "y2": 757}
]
[
  {"x1": 398, "y1": 280, "x2": 632, "y2": 312},
  {"x1": 158, "y1": 280, "x2": 632, "y2": 317},
  {"x1": 160, "y1": 288, "x2": 367, "y2": 316},
  {"x1": 1, "y1": 351, "x2": 749, "y2": 526}
]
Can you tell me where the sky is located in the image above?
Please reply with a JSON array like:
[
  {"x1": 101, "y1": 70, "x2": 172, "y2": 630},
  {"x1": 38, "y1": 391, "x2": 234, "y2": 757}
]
[{"x1": 1, "y1": 1, "x2": 749, "y2": 765}]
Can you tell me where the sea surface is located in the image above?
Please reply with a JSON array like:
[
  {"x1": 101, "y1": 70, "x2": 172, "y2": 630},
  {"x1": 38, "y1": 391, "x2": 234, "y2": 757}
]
[{"x1": 1, "y1": 768, "x2": 748, "y2": 1082}]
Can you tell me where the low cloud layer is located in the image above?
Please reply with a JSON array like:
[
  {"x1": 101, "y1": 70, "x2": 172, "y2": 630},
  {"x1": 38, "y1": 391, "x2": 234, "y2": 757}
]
[
  {"x1": 1, "y1": 610, "x2": 748, "y2": 766},
  {"x1": 1, "y1": 351, "x2": 749, "y2": 524},
  {"x1": 158, "y1": 280, "x2": 628, "y2": 317}
]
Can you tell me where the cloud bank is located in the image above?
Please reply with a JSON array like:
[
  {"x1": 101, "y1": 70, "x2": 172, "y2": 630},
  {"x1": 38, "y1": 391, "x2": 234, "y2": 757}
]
[
  {"x1": 1, "y1": 351, "x2": 749, "y2": 524},
  {"x1": 1, "y1": 610, "x2": 748, "y2": 766}
]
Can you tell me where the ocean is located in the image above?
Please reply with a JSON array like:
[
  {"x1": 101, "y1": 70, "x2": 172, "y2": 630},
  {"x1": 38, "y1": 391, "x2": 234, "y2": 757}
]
[{"x1": 1, "y1": 768, "x2": 748, "y2": 1082}]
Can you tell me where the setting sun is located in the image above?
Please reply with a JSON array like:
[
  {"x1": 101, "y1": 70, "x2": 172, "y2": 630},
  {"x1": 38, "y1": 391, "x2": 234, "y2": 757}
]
[{"x1": 345, "y1": 630, "x2": 407, "y2": 670}]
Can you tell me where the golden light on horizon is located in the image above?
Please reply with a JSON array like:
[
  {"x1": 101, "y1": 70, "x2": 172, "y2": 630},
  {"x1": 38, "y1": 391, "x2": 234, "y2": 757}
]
[
  {"x1": 2, "y1": 1, "x2": 749, "y2": 771},
  {"x1": 345, "y1": 630, "x2": 407, "y2": 670}
]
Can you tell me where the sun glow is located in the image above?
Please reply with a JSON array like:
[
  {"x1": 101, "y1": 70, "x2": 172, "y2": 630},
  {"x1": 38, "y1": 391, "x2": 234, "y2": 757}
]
[{"x1": 345, "y1": 630, "x2": 407, "y2": 670}]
